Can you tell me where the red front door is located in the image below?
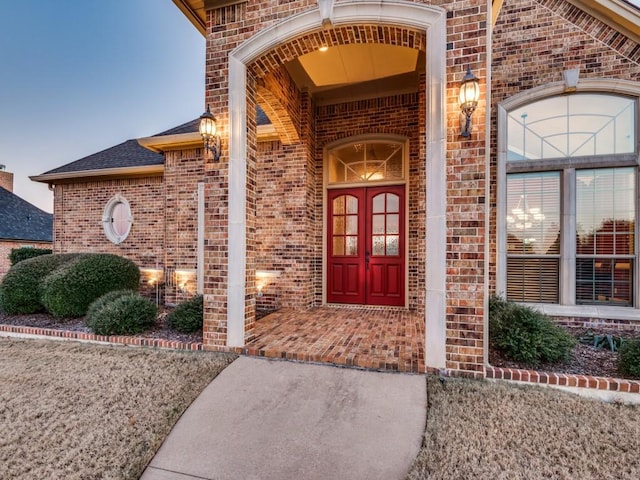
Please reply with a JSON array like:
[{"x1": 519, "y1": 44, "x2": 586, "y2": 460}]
[{"x1": 327, "y1": 186, "x2": 405, "y2": 306}]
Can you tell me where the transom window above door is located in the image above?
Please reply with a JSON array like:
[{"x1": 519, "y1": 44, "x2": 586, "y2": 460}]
[{"x1": 328, "y1": 140, "x2": 405, "y2": 184}]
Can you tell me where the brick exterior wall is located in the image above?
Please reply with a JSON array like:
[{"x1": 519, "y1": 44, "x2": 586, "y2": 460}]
[
  {"x1": 49, "y1": 0, "x2": 490, "y2": 377},
  {"x1": 201, "y1": 0, "x2": 489, "y2": 376},
  {"x1": 41, "y1": 0, "x2": 640, "y2": 378},
  {"x1": 52, "y1": 177, "x2": 165, "y2": 288},
  {"x1": 489, "y1": 0, "x2": 640, "y2": 294},
  {"x1": 0, "y1": 240, "x2": 52, "y2": 278},
  {"x1": 0, "y1": 170, "x2": 13, "y2": 192},
  {"x1": 164, "y1": 148, "x2": 205, "y2": 304},
  {"x1": 443, "y1": 2, "x2": 488, "y2": 377}
]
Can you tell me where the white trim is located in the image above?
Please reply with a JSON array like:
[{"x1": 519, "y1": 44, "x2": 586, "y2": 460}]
[
  {"x1": 565, "y1": 0, "x2": 640, "y2": 45},
  {"x1": 30, "y1": 165, "x2": 163, "y2": 184},
  {"x1": 231, "y1": 1, "x2": 446, "y2": 64},
  {"x1": 137, "y1": 132, "x2": 202, "y2": 153},
  {"x1": 102, "y1": 194, "x2": 133, "y2": 245},
  {"x1": 424, "y1": 11, "x2": 447, "y2": 371},
  {"x1": 499, "y1": 78, "x2": 640, "y2": 111},
  {"x1": 561, "y1": 169, "x2": 576, "y2": 305},
  {"x1": 529, "y1": 303, "x2": 640, "y2": 322},
  {"x1": 484, "y1": 16, "x2": 493, "y2": 369},
  {"x1": 228, "y1": 1, "x2": 447, "y2": 361},
  {"x1": 197, "y1": 182, "x2": 205, "y2": 295},
  {"x1": 227, "y1": 55, "x2": 247, "y2": 348}
]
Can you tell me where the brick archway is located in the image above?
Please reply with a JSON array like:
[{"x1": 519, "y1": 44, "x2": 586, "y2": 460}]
[
  {"x1": 220, "y1": 0, "x2": 448, "y2": 373},
  {"x1": 251, "y1": 24, "x2": 427, "y2": 146},
  {"x1": 249, "y1": 25, "x2": 426, "y2": 79}
]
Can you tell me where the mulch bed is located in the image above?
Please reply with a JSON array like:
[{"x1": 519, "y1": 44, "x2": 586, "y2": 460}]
[
  {"x1": 2, "y1": 312, "x2": 638, "y2": 379},
  {"x1": 0, "y1": 309, "x2": 202, "y2": 344},
  {"x1": 490, "y1": 326, "x2": 640, "y2": 378}
]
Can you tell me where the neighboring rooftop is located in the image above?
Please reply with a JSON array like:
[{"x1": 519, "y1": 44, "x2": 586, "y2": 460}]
[{"x1": 0, "y1": 186, "x2": 53, "y2": 242}]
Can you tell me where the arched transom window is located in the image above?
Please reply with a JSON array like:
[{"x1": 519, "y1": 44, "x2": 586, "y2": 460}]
[
  {"x1": 507, "y1": 94, "x2": 635, "y2": 160},
  {"x1": 328, "y1": 140, "x2": 405, "y2": 184}
]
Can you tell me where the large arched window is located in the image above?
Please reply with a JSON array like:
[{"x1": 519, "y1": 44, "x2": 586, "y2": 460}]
[
  {"x1": 499, "y1": 87, "x2": 638, "y2": 310},
  {"x1": 507, "y1": 94, "x2": 635, "y2": 160}
]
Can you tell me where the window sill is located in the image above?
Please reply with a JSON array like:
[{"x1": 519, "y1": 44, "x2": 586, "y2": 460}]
[{"x1": 524, "y1": 303, "x2": 640, "y2": 322}]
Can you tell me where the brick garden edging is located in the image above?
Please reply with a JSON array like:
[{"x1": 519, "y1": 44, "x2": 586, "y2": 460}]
[
  {"x1": 3, "y1": 322, "x2": 639, "y2": 394},
  {"x1": 486, "y1": 366, "x2": 640, "y2": 394},
  {"x1": 0, "y1": 324, "x2": 204, "y2": 351}
]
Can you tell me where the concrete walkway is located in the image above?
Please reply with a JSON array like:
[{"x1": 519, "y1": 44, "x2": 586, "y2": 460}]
[{"x1": 140, "y1": 357, "x2": 427, "y2": 480}]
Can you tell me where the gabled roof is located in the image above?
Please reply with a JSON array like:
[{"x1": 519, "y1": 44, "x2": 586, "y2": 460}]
[
  {"x1": 0, "y1": 187, "x2": 53, "y2": 242},
  {"x1": 155, "y1": 118, "x2": 200, "y2": 136},
  {"x1": 40, "y1": 139, "x2": 163, "y2": 176},
  {"x1": 32, "y1": 108, "x2": 273, "y2": 183}
]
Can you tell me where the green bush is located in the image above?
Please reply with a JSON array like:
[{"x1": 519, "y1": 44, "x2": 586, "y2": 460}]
[
  {"x1": 619, "y1": 339, "x2": 640, "y2": 379},
  {"x1": 489, "y1": 295, "x2": 576, "y2": 367},
  {"x1": 85, "y1": 292, "x2": 157, "y2": 336},
  {"x1": 42, "y1": 254, "x2": 140, "y2": 317},
  {"x1": 86, "y1": 289, "x2": 136, "y2": 319},
  {"x1": 9, "y1": 247, "x2": 53, "y2": 266},
  {"x1": 166, "y1": 295, "x2": 203, "y2": 333},
  {"x1": 0, "y1": 253, "x2": 80, "y2": 314}
]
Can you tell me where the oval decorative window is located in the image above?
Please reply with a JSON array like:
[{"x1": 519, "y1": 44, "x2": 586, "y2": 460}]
[{"x1": 102, "y1": 194, "x2": 133, "y2": 244}]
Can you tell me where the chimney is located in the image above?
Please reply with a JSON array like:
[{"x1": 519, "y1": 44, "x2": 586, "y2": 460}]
[{"x1": 0, "y1": 165, "x2": 14, "y2": 192}]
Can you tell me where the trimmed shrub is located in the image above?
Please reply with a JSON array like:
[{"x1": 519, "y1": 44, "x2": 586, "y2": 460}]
[
  {"x1": 166, "y1": 295, "x2": 203, "y2": 333},
  {"x1": 0, "y1": 253, "x2": 80, "y2": 314},
  {"x1": 619, "y1": 339, "x2": 640, "y2": 379},
  {"x1": 86, "y1": 289, "x2": 136, "y2": 319},
  {"x1": 9, "y1": 247, "x2": 53, "y2": 266},
  {"x1": 85, "y1": 292, "x2": 157, "y2": 336},
  {"x1": 489, "y1": 295, "x2": 576, "y2": 367},
  {"x1": 42, "y1": 254, "x2": 140, "y2": 317}
]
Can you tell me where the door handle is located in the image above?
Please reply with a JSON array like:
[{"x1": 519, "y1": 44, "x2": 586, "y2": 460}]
[{"x1": 365, "y1": 250, "x2": 370, "y2": 270}]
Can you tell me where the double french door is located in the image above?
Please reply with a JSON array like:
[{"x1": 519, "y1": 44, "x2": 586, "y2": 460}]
[{"x1": 327, "y1": 185, "x2": 405, "y2": 306}]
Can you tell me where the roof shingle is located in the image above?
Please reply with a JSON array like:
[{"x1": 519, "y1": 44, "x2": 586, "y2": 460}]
[
  {"x1": 42, "y1": 139, "x2": 163, "y2": 175},
  {"x1": 0, "y1": 187, "x2": 53, "y2": 242},
  {"x1": 39, "y1": 107, "x2": 271, "y2": 177}
]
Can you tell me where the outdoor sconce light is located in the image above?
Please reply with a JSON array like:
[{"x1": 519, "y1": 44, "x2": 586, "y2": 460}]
[
  {"x1": 255, "y1": 270, "x2": 281, "y2": 298},
  {"x1": 458, "y1": 66, "x2": 480, "y2": 138},
  {"x1": 199, "y1": 105, "x2": 221, "y2": 161},
  {"x1": 140, "y1": 267, "x2": 164, "y2": 286},
  {"x1": 174, "y1": 269, "x2": 197, "y2": 295}
]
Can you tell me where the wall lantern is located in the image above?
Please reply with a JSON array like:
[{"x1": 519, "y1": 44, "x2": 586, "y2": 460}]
[
  {"x1": 199, "y1": 105, "x2": 221, "y2": 161},
  {"x1": 458, "y1": 66, "x2": 480, "y2": 138}
]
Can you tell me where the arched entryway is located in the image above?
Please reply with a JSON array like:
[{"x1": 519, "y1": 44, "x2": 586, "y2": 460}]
[{"x1": 216, "y1": 0, "x2": 448, "y2": 371}]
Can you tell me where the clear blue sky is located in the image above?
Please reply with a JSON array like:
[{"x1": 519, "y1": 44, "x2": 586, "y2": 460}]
[{"x1": 0, "y1": 0, "x2": 204, "y2": 213}]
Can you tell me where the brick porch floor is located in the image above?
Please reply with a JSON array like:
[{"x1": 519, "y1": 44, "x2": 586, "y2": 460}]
[{"x1": 241, "y1": 306, "x2": 425, "y2": 373}]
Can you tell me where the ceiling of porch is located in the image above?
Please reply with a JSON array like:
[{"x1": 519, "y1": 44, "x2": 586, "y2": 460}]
[{"x1": 284, "y1": 43, "x2": 424, "y2": 105}]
